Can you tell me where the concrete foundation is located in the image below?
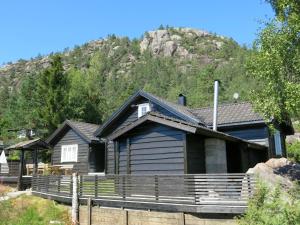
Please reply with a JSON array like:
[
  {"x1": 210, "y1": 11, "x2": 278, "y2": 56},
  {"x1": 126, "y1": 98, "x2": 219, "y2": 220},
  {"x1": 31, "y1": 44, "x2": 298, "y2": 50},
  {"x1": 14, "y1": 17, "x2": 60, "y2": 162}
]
[
  {"x1": 79, "y1": 206, "x2": 237, "y2": 225},
  {"x1": 205, "y1": 138, "x2": 227, "y2": 173}
]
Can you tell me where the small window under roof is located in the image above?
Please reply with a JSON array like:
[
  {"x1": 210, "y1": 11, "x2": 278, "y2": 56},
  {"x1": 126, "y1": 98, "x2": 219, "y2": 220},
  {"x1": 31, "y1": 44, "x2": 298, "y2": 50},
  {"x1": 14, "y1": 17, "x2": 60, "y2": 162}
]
[{"x1": 138, "y1": 103, "x2": 151, "y2": 118}]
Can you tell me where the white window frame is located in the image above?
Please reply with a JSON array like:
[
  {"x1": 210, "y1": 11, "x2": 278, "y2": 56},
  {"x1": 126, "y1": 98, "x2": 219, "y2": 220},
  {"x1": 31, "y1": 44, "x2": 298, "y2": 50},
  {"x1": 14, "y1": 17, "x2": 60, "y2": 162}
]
[
  {"x1": 61, "y1": 144, "x2": 78, "y2": 163},
  {"x1": 138, "y1": 103, "x2": 151, "y2": 118},
  {"x1": 274, "y1": 130, "x2": 283, "y2": 156}
]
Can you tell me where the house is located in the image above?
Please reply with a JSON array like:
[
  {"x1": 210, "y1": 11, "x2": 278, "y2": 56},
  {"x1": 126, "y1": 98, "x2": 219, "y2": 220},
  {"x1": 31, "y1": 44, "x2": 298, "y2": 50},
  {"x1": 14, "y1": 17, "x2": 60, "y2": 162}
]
[
  {"x1": 47, "y1": 120, "x2": 104, "y2": 174},
  {"x1": 191, "y1": 102, "x2": 294, "y2": 158},
  {"x1": 95, "y1": 90, "x2": 290, "y2": 175}
]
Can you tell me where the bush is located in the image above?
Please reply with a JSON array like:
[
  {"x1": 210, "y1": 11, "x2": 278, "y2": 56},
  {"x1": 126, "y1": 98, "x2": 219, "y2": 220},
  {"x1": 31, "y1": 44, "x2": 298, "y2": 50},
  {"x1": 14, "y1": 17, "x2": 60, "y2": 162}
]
[
  {"x1": 287, "y1": 141, "x2": 300, "y2": 163},
  {"x1": 236, "y1": 182, "x2": 300, "y2": 225}
]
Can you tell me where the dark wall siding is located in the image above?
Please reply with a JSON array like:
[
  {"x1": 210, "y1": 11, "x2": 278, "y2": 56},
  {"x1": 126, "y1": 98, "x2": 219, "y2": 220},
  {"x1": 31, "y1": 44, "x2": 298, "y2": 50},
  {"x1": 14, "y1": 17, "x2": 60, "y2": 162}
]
[
  {"x1": 51, "y1": 128, "x2": 89, "y2": 174},
  {"x1": 222, "y1": 127, "x2": 268, "y2": 141},
  {"x1": 118, "y1": 139, "x2": 127, "y2": 174},
  {"x1": 186, "y1": 134, "x2": 205, "y2": 174},
  {"x1": 223, "y1": 127, "x2": 268, "y2": 140},
  {"x1": 106, "y1": 141, "x2": 115, "y2": 174},
  {"x1": 110, "y1": 123, "x2": 185, "y2": 175}
]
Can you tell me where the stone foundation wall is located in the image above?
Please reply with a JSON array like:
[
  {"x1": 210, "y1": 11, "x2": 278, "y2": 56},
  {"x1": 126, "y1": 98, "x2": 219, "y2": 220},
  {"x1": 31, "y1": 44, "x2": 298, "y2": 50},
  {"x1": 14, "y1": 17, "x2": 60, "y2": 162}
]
[{"x1": 79, "y1": 206, "x2": 237, "y2": 225}]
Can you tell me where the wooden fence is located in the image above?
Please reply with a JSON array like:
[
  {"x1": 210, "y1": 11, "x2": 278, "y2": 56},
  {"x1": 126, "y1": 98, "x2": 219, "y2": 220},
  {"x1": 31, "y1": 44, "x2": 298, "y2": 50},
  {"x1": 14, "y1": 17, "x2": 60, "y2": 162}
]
[{"x1": 32, "y1": 174, "x2": 255, "y2": 214}]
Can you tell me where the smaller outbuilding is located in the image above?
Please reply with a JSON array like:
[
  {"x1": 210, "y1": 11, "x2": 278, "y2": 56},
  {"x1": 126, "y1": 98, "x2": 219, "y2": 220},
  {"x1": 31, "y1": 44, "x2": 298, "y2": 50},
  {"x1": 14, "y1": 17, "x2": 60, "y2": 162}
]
[{"x1": 47, "y1": 120, "x2": 104, "y2": 174}]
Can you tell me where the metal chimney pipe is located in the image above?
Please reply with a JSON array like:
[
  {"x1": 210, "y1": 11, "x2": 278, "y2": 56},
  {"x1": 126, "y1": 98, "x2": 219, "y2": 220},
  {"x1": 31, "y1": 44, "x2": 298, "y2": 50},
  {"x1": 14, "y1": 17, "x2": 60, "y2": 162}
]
[{"x1": 213, "y1": 80, "x2": 219, "y2": 131}]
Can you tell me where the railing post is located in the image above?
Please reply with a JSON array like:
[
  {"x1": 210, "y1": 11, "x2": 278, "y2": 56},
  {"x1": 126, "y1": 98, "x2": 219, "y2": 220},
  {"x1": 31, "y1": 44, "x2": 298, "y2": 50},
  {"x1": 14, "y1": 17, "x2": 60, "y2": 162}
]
[
  {"x1": 45, "y1": 175, "x2": 49, "y2": 193},
  {"x1": 95, "y1": 175, "x2": 98, "y2": 198},
  {"x1": 155, "y1": 175, "x2": 159, "y2": 202},
  {"x1": 122, "y1": 176, "x2": 126, "y2": 200},
  {"x1": 71, "y1": 173, "x2": 79, "y2": 225},
  {"x1": 79, "y1": 175, "x2": 83, "y2": 197},
  {"x1": 247, "y1": 174, "x2": 252, "y2": 197},
  {"x1": 57, "y1": 175, "x2": 61, "y2": 194}
]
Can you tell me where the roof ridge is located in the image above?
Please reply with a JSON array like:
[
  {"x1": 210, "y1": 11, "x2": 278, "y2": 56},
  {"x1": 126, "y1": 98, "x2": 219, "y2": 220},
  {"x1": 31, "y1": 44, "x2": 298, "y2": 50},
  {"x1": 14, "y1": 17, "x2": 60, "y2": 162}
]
[{"x1": 67, "y1": 120, "x2": 99, "y2": 126}]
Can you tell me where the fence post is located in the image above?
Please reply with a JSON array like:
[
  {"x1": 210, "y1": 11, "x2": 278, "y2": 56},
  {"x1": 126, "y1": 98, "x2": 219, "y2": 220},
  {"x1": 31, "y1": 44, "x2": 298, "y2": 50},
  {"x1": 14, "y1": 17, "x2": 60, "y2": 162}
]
[
  {"x1": 57, "y1": 175, "x2": 61, "y2": 194},
  {"x1": 155, "y1": 175, "x2": 159, "y2": 202},
  {"x1": 72, "y1": 173, "x2": 79, "y2": 225},
  {"x1": 122, "y1": 176, "x2": 126, "y2": 200},
  {"x1": 87, "y1": 197, "x2": 92, "y2": 225},
  {"x1": 95, "y1": 175, "x2": 98, "y2": 198}
]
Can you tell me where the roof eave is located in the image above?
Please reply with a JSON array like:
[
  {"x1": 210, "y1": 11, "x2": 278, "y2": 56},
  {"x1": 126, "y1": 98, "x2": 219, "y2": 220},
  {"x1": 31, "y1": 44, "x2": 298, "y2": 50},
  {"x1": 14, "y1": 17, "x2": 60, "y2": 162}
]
[
  {"x1": 95, "y1": 90, "x2": 202, "y2": 137},
  {"x1": 47, "y1": 120, "x2": 92, "y2": 145}
]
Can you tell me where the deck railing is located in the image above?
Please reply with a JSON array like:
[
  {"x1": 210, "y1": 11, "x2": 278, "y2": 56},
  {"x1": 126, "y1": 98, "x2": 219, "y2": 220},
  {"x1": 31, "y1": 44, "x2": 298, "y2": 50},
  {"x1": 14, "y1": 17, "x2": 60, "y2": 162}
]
[{"x1": 32, "y1": 173, "x2": 255, "y2": 214}]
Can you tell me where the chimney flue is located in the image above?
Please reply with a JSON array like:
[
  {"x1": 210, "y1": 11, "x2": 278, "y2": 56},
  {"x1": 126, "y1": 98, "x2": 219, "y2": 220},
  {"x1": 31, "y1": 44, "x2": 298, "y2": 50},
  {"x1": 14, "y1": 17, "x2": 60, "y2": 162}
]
[
  {"x1": 213, "y1": 80, "x2": 220, "y2": 131},
  {"x1": 178, "y1": 94, "x2": 186, "y2": 106}
]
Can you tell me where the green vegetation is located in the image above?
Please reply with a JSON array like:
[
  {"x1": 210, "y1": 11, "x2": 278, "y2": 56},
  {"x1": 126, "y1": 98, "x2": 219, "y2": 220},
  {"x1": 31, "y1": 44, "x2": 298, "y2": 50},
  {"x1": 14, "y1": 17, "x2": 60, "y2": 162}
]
[
  {"x1": 287, "y1": 141, "x2": 300, "y2": 163},
  {"x1": 247, "y1": 0, "x2": 300, "y2": 124},
  {"x1": 237, "y1": 182, "x2": 300, "y2": 225},
  {"x1": 0, "y1": 28, "x2": 255, "y2": 143},
  {"x1": 0, "y1": 195, "x2": 70, "y2": 225}
]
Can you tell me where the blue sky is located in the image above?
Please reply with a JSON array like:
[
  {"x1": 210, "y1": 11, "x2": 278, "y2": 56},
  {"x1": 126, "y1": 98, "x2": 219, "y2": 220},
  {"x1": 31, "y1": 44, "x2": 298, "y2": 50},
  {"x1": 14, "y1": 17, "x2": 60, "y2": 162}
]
[{"x1": 0, "y1": 0, "x2": 274, "y2": 65}]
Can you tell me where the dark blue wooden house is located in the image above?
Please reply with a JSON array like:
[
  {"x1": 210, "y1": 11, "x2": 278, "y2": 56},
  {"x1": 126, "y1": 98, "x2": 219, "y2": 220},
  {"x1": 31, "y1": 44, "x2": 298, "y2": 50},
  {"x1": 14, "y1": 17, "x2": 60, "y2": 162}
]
[
  {"x1": 47, "y1": 120, "x2": 104, "y2": 174},
  {"x1": 95, "y1": 90, "x2": 292, "y2": 175}
]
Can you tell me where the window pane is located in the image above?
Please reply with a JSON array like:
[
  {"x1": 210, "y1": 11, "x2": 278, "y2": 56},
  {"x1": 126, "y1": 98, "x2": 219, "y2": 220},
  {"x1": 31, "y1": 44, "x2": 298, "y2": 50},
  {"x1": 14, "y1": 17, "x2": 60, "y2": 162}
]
[{"x1": 274, "y1": 131, "x2": 282, "y2": 155}]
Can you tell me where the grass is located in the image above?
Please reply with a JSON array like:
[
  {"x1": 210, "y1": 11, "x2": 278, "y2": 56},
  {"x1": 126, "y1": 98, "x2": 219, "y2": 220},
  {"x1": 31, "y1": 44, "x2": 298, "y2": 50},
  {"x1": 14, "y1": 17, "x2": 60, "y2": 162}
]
[
  {"x1": 81, "y1": 179, "x2": 115, "y2": 196},
  {"x1": 0, "y1": 195, "x2": 71, "y2": 225}
]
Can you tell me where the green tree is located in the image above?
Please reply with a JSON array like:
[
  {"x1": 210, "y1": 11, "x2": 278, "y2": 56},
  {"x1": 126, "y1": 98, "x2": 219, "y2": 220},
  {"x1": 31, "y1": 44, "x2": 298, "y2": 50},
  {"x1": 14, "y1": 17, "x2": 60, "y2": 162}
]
[
  {"x1": 35, "y1": 55, "x2": 68, "y2": 135},
  {"x1": 247, "y1": 1, "x2": 300, "y2": 123},
  {"x1": 237, "y1": 182, "x2": 300, "y2": 225},
  {"x1": 67, "y1": 52, "x2": 106, "y2": 123}
]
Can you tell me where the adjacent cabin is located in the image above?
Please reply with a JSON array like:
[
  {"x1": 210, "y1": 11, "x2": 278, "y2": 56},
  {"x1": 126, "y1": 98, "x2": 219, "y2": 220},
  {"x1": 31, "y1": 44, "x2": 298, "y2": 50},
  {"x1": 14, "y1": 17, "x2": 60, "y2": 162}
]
[
  {"x1": 95, "y1": 90, "x2": 290, "y2": 175},
  {"x1": 191, "y1": 103, "x2": 294, "y2": 158},
  {"x1": 47, "y1": 120, "x2": 104, "y2": 174}
]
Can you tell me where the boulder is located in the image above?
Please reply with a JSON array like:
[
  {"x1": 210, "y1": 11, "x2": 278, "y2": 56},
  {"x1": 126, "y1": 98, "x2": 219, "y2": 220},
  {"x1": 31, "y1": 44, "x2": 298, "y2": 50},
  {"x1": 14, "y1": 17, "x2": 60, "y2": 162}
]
[{"x1": 247, "y1": 158, "x2": 300, "y2": 189}]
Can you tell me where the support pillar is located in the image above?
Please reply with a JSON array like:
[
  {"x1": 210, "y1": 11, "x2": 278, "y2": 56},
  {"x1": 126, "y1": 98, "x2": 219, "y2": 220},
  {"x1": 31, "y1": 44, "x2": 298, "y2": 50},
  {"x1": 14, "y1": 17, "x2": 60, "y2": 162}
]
[
  {"x1": 17, "y1": 149, "x2": 25, "y2": 191},
  {"x1": 33, "y1": 148, "x2": 38, "y2": 175},
  {"x1": 205, "y1": 138, "x2": 227, "y2": 173}
]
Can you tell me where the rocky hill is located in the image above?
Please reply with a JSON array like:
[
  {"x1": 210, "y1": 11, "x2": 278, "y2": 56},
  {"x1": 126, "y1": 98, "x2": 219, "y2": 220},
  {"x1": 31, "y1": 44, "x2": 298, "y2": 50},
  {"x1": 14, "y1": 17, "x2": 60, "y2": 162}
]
[
  {"x1": 0, "y1": 27, "x2": 256, "y2": 141},
  {"x1": 0, "y1": 27, "x2": 247, "y2": 92}
]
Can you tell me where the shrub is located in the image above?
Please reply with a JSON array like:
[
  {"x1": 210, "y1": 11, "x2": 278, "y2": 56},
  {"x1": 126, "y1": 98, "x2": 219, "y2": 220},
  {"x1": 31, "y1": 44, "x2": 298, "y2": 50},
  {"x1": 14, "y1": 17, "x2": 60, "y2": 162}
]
[
  {"x1": 236, "y1": 182, "x2": 300, "y2": 225},
  {"x1": 287, "y1": 141, "x2": 300, "y2": 163}
]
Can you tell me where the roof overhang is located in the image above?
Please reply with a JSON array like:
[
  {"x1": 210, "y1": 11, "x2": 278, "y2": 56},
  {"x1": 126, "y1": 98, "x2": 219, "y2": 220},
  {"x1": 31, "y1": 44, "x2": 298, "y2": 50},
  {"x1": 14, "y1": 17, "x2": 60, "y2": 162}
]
[
  {"x1": 5, "y1": 138, "x2": 50, "y2": 151},
  {"x1": 107, "y1": 112, "x2": 267, "y2": 150},
  {"x1": 46, "y1": 120, "x2": 94, "y2": 145},
  {"x1": 95, "y1": 90, "x2": 201, "y2": 137}
]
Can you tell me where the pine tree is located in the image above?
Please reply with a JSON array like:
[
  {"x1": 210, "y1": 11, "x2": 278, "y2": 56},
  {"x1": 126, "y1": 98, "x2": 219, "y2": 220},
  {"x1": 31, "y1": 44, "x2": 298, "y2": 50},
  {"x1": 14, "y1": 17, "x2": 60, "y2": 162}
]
[{"x1": 35, "y1": 54, "x2": 68, "y2": 135}]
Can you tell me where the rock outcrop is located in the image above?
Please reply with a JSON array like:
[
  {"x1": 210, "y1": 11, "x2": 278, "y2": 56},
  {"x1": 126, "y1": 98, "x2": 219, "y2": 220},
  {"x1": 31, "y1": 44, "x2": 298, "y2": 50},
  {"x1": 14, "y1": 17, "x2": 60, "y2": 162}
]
[
  {"x1": 247, "y1": 158, "x2": 300, "y2": 188},
  {"x1": 139, "y1": 28, "x2": 219, "y2": 58}
]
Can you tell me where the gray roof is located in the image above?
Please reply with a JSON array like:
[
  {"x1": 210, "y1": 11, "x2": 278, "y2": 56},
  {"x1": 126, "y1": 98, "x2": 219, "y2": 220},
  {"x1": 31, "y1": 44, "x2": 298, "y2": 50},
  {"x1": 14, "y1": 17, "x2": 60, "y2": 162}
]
[
  {"x1": 95, "y1": 90, "x2": 202, "y2": 137},
  {"x1": 6, "y1": 138, "x2": 50, "y2": 150},
  {"x1": 191, "y1": 102, "x2": 265, "y2": 127},
  {"x1": 68, "y1": 120, "x2": 99, "y2": 141},
  {"x1": 142, "y1": 91, "x2": 203, "y2": 125},
  {"x1": 47, "y1": 120, "x2": 100, "y2": 144},
  {"x1": 108, "y1": 111, "x2": 266, "y2": 150}
]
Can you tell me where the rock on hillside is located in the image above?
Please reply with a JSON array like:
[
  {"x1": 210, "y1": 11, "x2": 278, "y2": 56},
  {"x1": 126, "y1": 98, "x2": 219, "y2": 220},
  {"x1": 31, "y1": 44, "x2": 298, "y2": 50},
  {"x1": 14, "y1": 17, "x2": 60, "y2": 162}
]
[
  {"x1": 140, "y1": 28, "x2": 224, "y2": 58},
  {"x1": 0, "y1": 27, "x2": 235, "y2": 89},
  {"x1": 247, "y1": 158, "x2": 300, "y2": 189}
]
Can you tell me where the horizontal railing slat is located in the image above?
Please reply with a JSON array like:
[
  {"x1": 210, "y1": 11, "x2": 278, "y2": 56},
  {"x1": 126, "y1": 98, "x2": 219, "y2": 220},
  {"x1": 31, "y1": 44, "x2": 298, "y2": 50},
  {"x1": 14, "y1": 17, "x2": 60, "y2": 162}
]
[{"x1": 32, "y1": 173, "x2": 255, "y2": 212}]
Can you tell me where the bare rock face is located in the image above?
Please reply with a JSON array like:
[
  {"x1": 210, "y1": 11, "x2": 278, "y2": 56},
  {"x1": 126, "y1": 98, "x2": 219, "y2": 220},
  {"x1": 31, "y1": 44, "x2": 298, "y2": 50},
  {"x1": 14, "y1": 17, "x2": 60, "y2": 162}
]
[
  {"x1": 247, "y1": 158, "x2": 300, "y2": 189},
  {"x1": 140, "y1": 28, "x2": 211, "y2": 57}
]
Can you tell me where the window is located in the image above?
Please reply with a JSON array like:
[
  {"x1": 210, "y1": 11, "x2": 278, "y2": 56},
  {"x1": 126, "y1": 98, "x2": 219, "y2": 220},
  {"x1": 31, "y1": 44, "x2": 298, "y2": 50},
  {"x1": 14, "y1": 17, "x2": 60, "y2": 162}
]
[
  {"x1": 138, "y1": 103, "x2": 151, "y2": 118},
  {"x1": 61, "y1": 144, "x2": 78, "y2": 162},
  {"x1": 274, "y1": 130, "x2": 282, "y2": 156}
]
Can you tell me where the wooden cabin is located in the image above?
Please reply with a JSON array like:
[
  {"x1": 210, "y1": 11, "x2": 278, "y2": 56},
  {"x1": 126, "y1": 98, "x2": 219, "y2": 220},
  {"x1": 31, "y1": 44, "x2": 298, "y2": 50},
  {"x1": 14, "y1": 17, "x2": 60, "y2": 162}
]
[
  {"x1": 95, "y1": 90, "x2": 291, "y2": 175},
  {"x1": 191, "y1": 102, "x2": 294, "y2": 158},
  {"x1": 47, "y1": 120, "x2": 104, "y2": 174}
]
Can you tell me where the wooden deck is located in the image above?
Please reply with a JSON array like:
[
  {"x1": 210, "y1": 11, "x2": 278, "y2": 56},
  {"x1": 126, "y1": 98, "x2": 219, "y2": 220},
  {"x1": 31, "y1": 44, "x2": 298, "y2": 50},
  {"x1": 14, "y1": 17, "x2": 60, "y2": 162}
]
[{"x1": 32, "y1": 174, "x2": 255, "y2": 214}]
